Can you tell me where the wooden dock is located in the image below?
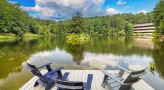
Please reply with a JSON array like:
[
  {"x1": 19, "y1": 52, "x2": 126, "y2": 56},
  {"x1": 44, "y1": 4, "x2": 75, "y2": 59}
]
[{"x1": 19, "y1": 70, "x2": 154, "y2": 90}]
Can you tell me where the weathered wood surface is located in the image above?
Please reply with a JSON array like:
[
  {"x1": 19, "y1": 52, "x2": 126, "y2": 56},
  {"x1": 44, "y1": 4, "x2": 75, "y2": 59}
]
[{"x1": 19, "y1": 70, "x2": 154, "y2": 90}]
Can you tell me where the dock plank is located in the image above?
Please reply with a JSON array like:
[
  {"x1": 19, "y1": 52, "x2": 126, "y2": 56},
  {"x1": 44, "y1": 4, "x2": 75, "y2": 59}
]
[
  {"x1": 19, "y1": 70, "x2": 154, "y2": 90},
  {"x1": 19, "y1": 70, "x2": 47, "y2": 90}
]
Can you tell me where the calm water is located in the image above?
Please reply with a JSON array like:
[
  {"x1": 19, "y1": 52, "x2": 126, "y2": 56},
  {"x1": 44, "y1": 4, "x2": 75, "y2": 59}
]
[{"x1": 0, "y1": 36, "x2": 164, "y2": 90}]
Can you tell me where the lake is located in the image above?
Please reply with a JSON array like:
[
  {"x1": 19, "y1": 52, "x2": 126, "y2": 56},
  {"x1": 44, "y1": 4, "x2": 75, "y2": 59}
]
[{"x1": 0, "y1": 36, "x2": 164, "y2": 90}]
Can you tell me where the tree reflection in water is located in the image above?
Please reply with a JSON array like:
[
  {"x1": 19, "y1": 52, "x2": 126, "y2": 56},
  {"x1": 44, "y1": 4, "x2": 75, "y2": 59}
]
[{"x1": 0, "y1": 36, "x2": 164, "y2": 90}]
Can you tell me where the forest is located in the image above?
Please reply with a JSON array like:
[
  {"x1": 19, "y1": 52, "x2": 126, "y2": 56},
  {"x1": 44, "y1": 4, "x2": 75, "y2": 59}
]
[{"x1": 0, "y1": 0, "x2": 163, "y2": 37}]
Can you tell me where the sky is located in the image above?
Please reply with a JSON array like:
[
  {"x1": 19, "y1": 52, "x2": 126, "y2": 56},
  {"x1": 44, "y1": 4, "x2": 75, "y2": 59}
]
[{"x1": 8, "y1": 0, "x2": 159, "y2": 21}]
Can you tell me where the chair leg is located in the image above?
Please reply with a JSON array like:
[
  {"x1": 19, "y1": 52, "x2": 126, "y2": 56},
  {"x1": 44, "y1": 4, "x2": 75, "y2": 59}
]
[
  {"x1": 46, "y1": 65, "x2": 52, "y2": 71},
  {"x1": 34, "y1": 82, "x2": 39, "y2": 87},
  {"x1": 57, "y1": 71, "x2": 62, "y2": 79},
  {"x1": 101, "y1": 75, "x2": 108, "y2": 88}
]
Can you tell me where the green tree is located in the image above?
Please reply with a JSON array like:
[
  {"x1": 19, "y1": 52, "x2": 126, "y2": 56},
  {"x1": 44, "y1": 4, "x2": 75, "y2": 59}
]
[
  {"x1": 124, "y1": 21, "x2": 133, "y2": 35},
  {"x1": 68, "y1": 12, "x2": 84, "y2": 34},
  {"x1": 153, "y1": 0, "x2": 164, "y2": 34}
]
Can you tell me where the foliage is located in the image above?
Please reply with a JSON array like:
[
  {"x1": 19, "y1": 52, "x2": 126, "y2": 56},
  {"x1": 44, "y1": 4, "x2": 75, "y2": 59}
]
[
  {"x1": 66, "y1": 34, "x2": 90, "y2": 45},
  {"x1": 149, "y1": 62, "x2": 156, "y2": 70},
  {"x1": 149, "y1": 62, "x2": 156, "y2": 75},
  {"x1": 66, "y1": 34, "x2": 90, "y2": 40},
  {"x1": 152, "y1": 31, "x2": 161, "y2": 37},
  {"x1": 108, "y1": 28, "x2": 116, "y2": 35},
  {"x1": 153, "y1": 0, "x2": 164, "y2": 34},
  {"x1": 67, "y1": 12, "x2": 84, "y2": 34},
  {"x1": 124, "y1": 21, "x2": 134, "y2": 35},
  {"x1": 0, "y1": 0, "x2": 154, "y2": 37},
  {"x1": 118, "y1": 30, "x2": 126, "y2": 36},
  {"x1": 0, "y1": 33, "x2": 16, "y2": 39},
  {"x1": 24, "y1": 33, "x2": 41, "y2": 37},
  {"x1": 0, "y1": 0, "x2": 56, "y2": 36}
]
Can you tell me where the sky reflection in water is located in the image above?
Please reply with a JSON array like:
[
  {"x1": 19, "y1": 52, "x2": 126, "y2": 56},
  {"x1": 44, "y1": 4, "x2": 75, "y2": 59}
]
[
  {"x1": 0, "y1": 36, "x2": 164, "y2": 90},
  {"x1": 27, "y1": 48, "x2": 152, "y2": 70}
]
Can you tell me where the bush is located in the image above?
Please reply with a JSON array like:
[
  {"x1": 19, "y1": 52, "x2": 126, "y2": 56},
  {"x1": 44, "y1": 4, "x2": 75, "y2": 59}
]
[
  {"x1": 24, "y1": 33, "x2": 40, "y2": 37},
  {"x1": 66, "y1": 34, "x2": 77, "y2": 40},
  {"x1": 152, "y1": 31, "x2": 161, "y2": 37},
  {"x1": 66, "y1": 34, "x2": 90, "y2": 45},
  {"x1": 108, "y1": 28, "x2": 120, "y2": 35},
  {"x1": 118, "y1": 30, "x2": 126, "y2": 36},
  {"x1": 66, "y1": 34, "x2": 90, "y2": 40}
]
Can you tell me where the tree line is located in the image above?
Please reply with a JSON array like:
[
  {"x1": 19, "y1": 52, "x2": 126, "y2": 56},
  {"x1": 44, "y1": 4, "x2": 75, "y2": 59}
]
[
  {"x1": 1, "y1": 0, "x2": 163, "y2": 36},
  {"x1": 54, "y1": 12, "x2": 152, "y2": 36},
  {"x1": 0, "y1": 0, "x2": 56, "y2": 36}
]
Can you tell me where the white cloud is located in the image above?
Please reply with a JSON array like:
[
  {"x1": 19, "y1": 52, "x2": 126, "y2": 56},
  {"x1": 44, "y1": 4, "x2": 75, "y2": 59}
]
[
  {"x1": 137, "y1": 10, "x2": 147, "y2": 14},
  {"x1": 21, "y1": 4, "x2": 66, "y2": 19},
  {"x1": 117, "y1": 0, "x2": 126, "y2": 5},
  {"x1": 106, "y1": 8, "x2": 119, "y2": 15},
  {"x1": 21, "y1": 5, "x2": 40, "y2": 12},
  {"x1": 21, "y1": 0, "x2": 107, "y2": 20},
  {"x1": 8, "y1": 1, "x2": 17, "y2": 4},
  {"x1": 125, "y1": 6, "x2": 130, "y2": 8}
]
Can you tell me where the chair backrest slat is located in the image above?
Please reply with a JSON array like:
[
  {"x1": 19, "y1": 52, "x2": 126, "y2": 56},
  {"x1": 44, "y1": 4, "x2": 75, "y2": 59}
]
[
  {"x1": 26, "y1": 63, "x2": 48, "y2": 84},
  {"x1": 26, "y1": 63, "x2": 43, "y2": 77}
]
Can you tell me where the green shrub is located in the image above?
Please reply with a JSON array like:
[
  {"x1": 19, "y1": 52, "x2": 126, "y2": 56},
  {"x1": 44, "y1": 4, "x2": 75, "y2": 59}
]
[
  {"x1": 24, "y1": 33, "x2": 41, "y2": 37},
  {"x1": 118, "y1": 30, "x2": 126, "y2": 36},
  {"x1": 66, "y1": 34, "x2": 90, "y2": 45},
  {"x1": 152, "y1": 31, "x2": 161, "y2": 37}
]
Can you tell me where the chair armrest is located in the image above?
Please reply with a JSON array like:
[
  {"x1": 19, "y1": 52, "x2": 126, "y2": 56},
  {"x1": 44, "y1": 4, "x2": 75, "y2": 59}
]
[
  {"x1": 54, "y1": 66, "x2": 64, "y2": 72},
  {"x1": 37, "y1": 62, "x2": 52, "y2": 69},
  {"x1": 118, "y1": 66, "x2": 131, "y2": 73},
  {"x1": 131, "y1": 72, "x2": 147, "y2": 77},
  {"x1": 101, "y1": 70, "x2": 123, "y2": 84},
  {"x1": 132, "y1": 67, "x2": 148, "y2": 73},
  {"x1": 85, "y1": 74, "x2": 93, "y2": 90},
  {"x1": 61, "y1": 72, "x2": 70, "y2": 81},
  {"x1": 47, "y1": 66, "x2": 64, "y2": 74}
]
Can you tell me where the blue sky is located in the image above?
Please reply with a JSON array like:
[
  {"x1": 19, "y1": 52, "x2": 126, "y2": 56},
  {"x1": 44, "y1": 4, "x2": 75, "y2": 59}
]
[
  {"x1": 103, "y1": 0, "x2": 159, "y2": 13},
  {"x1": 8, "y1": 0, "x2": 159, "y2": 20}
]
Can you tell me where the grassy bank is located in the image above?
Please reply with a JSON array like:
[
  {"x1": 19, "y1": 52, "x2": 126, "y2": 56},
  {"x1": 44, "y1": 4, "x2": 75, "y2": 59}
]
[
  {"x1": 0, "y1": 34, "x2": 16, "y2": 39},
  {"x1": 0, "y1": 33, "x2": 44, "y2": 39}
]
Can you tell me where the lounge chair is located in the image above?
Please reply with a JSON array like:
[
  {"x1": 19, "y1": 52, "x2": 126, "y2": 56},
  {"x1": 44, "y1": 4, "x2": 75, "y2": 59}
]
[
  {"x1": 55, "y1": 72, "x2": 93, "y2": 90},
  {"x1": 26, "y1": 62, "x2": 64, "y2": 89},
  {"x1": 101, "y1": 66, "x2": 147, "y2": 90}
]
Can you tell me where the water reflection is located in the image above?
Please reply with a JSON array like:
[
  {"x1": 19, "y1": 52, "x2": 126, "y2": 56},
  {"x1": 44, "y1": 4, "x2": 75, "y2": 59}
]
[
  {"x1": 152, "y1": 38, "x2": 164, "y2": 79},
  {"x1": 82, "y1": 53, "x2": 120, "y2": 69},
  {"x1": 27, "y1": 48, "x2": 73, "y2": 64},
  {"x1": 0, "y1": 36, "x2": 164, "y2": 90},
  {"x1": 66, "y1": 43, "x2": 85, "y2": 65}
]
